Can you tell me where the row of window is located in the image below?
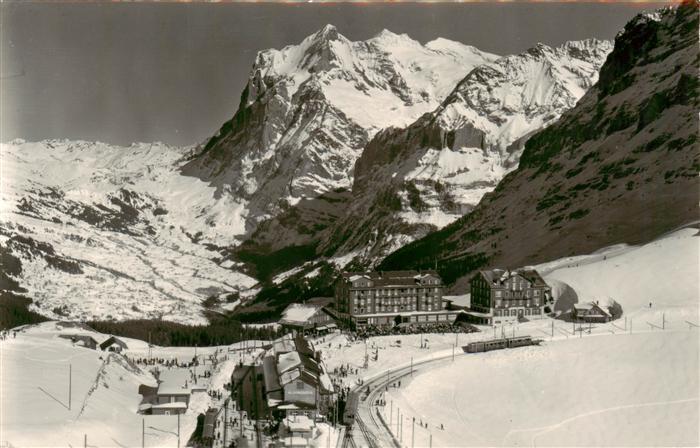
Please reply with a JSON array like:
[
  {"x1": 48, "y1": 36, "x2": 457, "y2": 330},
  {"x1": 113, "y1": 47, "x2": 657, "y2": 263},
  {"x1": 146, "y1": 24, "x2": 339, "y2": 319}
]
[
  {"x1": 494, "y1": 299, "x2": 540, "y2": 308},
  {"x1": 352, "y1": 288, "x2": 441, "y2": 296},
  {"x1": 494, "y1": 289, "x2": 540, "y2": 298},
  {"x1": 354, "y1": 303, "x2": 437, "y2": 314},
  {"x1": 494, "y1": 308, "x2": 541, "y2": 316}
]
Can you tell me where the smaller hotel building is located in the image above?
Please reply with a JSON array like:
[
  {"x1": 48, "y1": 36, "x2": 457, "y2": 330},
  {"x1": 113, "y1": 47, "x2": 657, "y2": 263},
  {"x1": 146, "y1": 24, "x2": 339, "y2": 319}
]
[{"x1": 469, "y1": 269, "x2": 551, "y2": 325}]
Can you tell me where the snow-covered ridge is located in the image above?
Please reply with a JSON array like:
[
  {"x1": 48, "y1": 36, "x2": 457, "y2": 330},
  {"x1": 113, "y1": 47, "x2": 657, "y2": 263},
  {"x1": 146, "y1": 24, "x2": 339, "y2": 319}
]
[
  {"x1": 1, "y1": 140, "x2": 258, "y2": 324},
  {"x1": 321, "y1": 38, "x2": 613, "y2": 265},
  {"x1": 251, "y1": 25, "x2": 500, "y2": 130}
]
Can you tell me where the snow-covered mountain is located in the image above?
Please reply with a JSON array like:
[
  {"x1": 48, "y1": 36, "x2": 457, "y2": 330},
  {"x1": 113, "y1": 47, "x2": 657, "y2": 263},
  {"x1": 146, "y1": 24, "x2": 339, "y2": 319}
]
[
  {"x1": 182, "y1": 25, "x2": 499, "y2": 233},
  {"x1": 379, "y1": 2, "x2": 699, "y2": 292},
  {"x1": 0, "y1": 140, "x2": 258, "y2": 324},
  {"x1": 317, "y1": 39, "x2": 613, "y2": 263},
  {"x1": 0, "y1": 26, "x2": 619, "y2": 323}
]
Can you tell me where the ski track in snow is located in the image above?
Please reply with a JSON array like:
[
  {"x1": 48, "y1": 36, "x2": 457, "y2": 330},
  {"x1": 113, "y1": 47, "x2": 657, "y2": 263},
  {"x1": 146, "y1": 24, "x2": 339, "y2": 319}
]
[{"x1": 506, "y1": 397, "x2": 700, "y2": 447}]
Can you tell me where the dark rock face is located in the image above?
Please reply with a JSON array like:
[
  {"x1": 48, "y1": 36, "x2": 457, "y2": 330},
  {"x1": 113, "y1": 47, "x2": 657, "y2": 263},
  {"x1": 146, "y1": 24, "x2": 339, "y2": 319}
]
[{"x1": 379, "y1": 1, "x2": 699, "y2": 292}]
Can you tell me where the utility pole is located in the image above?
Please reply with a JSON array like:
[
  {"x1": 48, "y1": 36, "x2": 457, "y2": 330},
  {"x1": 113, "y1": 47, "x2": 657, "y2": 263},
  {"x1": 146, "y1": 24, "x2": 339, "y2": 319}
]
[
  {"x1": 224, "y1": 399, "x2": 228, "y2": 448},
  {"x1": 452, "y1": 344, "x2": 455, "y2": 362},
  {"x1": 69, "y1": 364, "x2": 72, "y2": 411},
  {"x1": 412, "y1": 417, "x2": 415, "y2": 448},
  {"x1": 84, "y1": 434, "x2": 86, "y2": 448},
  {"x1": 177, "y1": 413, "x2": 180, "y2": 448},
  {"x1": 142, "y1": 418, "x2": 145, "y2": 448},
  {"x1": 429, "y1": 432, "x2": 432, "y2": 448},
  {"x1": 364, "y1": 340, "x2": 368, "y2": 368},
  {"x1": 551, "y1": 320, "x2": 554, "y2": 338},
  {"x1": 390, "y1": 400, "x2": 393, "y2": 432}
]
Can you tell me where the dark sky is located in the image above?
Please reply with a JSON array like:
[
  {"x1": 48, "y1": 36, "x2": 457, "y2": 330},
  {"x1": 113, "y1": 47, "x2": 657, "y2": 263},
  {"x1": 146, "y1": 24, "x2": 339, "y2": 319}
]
[{"x1": 0, "y1": 2, "x2": 668, "y2": 146}]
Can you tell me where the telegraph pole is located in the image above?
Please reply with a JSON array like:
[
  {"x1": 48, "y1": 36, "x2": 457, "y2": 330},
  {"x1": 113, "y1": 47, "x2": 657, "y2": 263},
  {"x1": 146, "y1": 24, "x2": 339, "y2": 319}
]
[
  {"x1": 69, "y1": 364, "x2": 72, "y2": 411},
  {"x1": 177, "y1": 413, "x2": 180, "y2": 448},
  {"x1": 412, "y1": 417, "x2": 415, "y2": 448},
  {"x1": 224, "y1": 398, "x2": 229, "y2": 447},
  {"x1": 142, "y1": 418, "x2": 145, "y2": 448},
  {"x1": 390, "y1": 400, "x2": 393, "y2": 432},
  {"x1": 398, "y1": 408, "x2": 402, "y2": 443}
]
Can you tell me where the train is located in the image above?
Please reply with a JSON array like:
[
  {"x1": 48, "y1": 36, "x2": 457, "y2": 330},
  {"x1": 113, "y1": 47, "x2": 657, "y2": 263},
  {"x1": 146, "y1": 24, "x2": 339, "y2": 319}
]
[{"x1": 463, "y1": 335, "x2": 541, "y2": 353}]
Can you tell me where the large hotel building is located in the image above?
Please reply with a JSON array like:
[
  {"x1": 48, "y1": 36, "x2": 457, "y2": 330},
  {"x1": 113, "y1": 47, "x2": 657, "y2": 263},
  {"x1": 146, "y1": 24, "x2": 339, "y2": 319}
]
[{"x1": 334, "y1": 270, "x2": 460, "y2": 327}]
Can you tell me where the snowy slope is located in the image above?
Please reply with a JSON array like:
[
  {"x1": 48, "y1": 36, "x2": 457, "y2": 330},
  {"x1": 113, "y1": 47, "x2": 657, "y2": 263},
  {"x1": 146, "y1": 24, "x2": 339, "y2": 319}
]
[
  {"x1": 539, "y1": 226, "x2": 700, "y2": 325},
  {"x1": 0, "y1": 322, "x2": 266, "y2": 447},
  {"x1": 182, "y1": 26, "x2": 499, "y2": 233},
  {"x1": 1, "y1": 140, "x2": 258, "y2": 324},
  {"x1": 383, "y1": 331, "x2": 698, "y2": 447}
]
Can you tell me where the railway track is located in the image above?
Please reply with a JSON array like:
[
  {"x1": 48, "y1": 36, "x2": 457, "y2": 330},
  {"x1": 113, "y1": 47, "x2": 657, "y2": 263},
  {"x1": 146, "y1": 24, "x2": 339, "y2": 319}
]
[{"x1": 347, "y1": 352, "x2": 461, "y2": 448}]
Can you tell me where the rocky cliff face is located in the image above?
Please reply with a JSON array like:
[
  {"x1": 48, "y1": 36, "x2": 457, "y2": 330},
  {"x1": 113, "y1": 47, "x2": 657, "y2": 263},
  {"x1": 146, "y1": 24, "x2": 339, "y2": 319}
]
[
  {"x1": 318, "y1": 39, "x2": 613, "y2": 264},
  {"x1": 182, "y1": 25, "x2": 498, "y2": 234},
  {"x1": 379, "y1": 2, "x2": 699, "y2": 291}
]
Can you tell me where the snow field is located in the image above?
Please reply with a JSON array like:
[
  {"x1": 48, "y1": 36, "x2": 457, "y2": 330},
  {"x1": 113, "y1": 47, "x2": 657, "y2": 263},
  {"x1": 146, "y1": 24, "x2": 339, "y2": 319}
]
[
  {"x1": 0, "y1": 322, "x2": 268, "y2": 447},
  {"x1": 380, "y1": 331, "x2": 698, "y2": 447},
  {"x1": 363, "y1": 226, "x2": 700, "y2": 447}
]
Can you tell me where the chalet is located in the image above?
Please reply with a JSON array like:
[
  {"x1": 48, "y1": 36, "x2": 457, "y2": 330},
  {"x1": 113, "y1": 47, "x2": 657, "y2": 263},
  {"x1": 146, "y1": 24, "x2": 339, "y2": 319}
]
[
  {"x1": 151, "y1": 402, "x2": 187, "y2": 416},
  {"x1": 254, "y1": 334, "x2": 333, "y2": 420},
  {"x1": 279, "y1": 303, "x2": 337, "y2": 334},
  {"x1": 572, "y1": 301, "x2": 613, "y2": 323},
  {"x1": 99, "y1": 336, "x2": 128, "y2": 353},
  {"x1": 335, "y1": 270, "x2": 460, "y2": 327},
  {"x1": 58, "y1": 334, "x2": 98, "y2": 350},
  {"x1": 468, "y1": 269, "x2": 551, "y2": 325},
  {"x1": 137, "y1": 382, "x2": 191, "y2": 415}
]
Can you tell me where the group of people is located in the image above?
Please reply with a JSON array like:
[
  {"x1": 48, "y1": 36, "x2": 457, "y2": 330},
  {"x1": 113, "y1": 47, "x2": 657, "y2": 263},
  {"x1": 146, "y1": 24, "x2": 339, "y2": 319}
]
[
  {"x1": 0, "y1": 330, "x2": 17, "y2": 340},
  {"x1": 128, "y1": 356, "x2": 197, "y2": 368},
  {"x1": 355, "y1": 322, "x2": 477, "y2": 339},
  {"x1": 333, "y1": 363, "x2": 360, "y2": 377}
]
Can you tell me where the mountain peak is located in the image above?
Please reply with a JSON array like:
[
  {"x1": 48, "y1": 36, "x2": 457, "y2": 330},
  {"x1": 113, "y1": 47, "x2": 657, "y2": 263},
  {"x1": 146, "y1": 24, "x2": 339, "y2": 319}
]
[{"x1": 313, "y1": 24, "x2": 341, "y2": 42}]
